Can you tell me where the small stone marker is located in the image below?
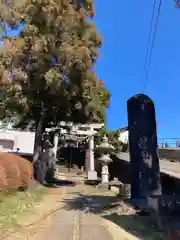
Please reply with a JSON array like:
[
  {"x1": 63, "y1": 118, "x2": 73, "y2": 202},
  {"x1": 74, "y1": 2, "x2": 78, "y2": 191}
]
[
  {"x1": 108, "y1": 177, "x2": 123, "y2": 195},
  {"x1": 122, "y1": 184, "x2": 131, "y2": 198}
]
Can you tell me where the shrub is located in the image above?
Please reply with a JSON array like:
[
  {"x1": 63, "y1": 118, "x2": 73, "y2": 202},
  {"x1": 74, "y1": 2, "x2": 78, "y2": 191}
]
[{"x1": 0, "y1": 153, "x2": 33, "y2": 191}]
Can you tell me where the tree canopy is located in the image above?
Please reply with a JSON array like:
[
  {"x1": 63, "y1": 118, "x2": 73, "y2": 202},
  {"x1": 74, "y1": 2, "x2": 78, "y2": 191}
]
[
  {"x1": 0, "y1": 0, "x2": 110, "y2": 127},
  {"x1": 95, "y1": 128, "x2": 123, "y2": 153}
]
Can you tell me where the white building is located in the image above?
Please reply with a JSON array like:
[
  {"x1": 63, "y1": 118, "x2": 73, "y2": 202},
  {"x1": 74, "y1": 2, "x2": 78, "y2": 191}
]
[
  {"x1": 0, "y1": 118, "x2": 35, "y2": 156},
  {"x1": 118, "y1": 126, "x2": 128, "y2": 144},
  {"x1": 0, "y1": 130, "x2": 35, "y2": 156}
]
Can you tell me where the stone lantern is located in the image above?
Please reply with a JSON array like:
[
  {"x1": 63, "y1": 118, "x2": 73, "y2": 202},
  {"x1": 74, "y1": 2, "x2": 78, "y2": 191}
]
[{"x1": 96, "y1": 135, "x2": 114, "y2": 187}]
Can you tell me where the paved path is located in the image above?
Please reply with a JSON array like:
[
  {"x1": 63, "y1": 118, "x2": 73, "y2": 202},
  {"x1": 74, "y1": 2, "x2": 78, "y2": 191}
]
[
  {"x1": 39, "y1": 209, "x2": 112, "y2": 240},
  {"x1": 32, "y1": 177, "x2": 114, "y2": 240}
]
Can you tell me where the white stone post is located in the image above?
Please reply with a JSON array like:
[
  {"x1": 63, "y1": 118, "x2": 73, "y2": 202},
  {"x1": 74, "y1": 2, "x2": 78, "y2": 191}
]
[
  {"x1": 89, "y1": 135, "x2": 94, "y2": 170},
  {"x1": 53, "y1": 133, "x2": 59, "y2": 160},
  {"x1": 85, "y1": 150, "x2": 89, "y2": 173},
  {"x1": 87, "y1": 134, "x2": 97, "y2": 180}
]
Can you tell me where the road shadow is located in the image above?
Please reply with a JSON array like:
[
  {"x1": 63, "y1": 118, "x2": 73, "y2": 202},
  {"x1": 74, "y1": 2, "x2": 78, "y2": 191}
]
[
  {"x1": 103, "y1": 213, "x2": 164, "y2": 240},
  {"x1": 44, "y1": 178, "x2": 76, "y2": 188},
  {"x1": 62, "y1": 193, "x2": 116, "y2": 213},
  {"x1": 62, "y1": 192, "x2": 164, "y2": 239}
]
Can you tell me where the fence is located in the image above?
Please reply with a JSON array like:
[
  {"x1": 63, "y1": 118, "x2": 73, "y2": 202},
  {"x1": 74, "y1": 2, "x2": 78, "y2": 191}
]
[{"x1": 158, "y1": 138, "x2": 180, "y2": 148}]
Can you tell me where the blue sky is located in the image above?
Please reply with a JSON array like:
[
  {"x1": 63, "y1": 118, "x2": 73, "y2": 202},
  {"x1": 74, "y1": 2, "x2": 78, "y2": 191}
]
[
  {"x1": 94, "y1": 0, "x2": 180, "y2": 138},
  {"x1": 5, "y1": 1, "x2": 180, "y2": 139}
]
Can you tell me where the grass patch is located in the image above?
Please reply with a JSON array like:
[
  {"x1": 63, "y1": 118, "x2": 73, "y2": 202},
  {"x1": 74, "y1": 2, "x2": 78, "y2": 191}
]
[{"x1": 0, "y1": 185, "x2": 47, "y2": 231}]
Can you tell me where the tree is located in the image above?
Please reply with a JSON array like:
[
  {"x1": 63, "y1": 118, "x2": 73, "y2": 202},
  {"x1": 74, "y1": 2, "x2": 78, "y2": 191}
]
[
  {"x1": 0, "y1": 0, "x2": 110, "y2": 123},
  {"x1": 95, "y1": 128, "x2": 123, "y2": 153},
  {"x1": 0, "y1": 0, "x2": 110, "y2": 182}
]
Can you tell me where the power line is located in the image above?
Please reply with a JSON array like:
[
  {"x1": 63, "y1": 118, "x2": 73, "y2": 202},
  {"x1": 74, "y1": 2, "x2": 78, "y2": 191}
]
[
  {"x1": 174, "y1": 0, "x2": 180, "y2": 8},
  {"x1": 142, "y1": 0, "x2": 163, "y2": 93},
  {"x1": 142, "y1": 0, "x2": 157, "y2": 82}
]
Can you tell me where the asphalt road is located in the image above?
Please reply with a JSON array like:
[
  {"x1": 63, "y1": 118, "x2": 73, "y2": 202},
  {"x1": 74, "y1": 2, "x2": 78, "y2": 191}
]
[{"x1": 116, "y1": 152, "x2": 180, "y2": 179}]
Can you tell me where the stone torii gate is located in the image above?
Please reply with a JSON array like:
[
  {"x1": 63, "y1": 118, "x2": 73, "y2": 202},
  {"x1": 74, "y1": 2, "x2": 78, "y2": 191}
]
[{"x1": 46, "y1": 122, "x2": 104, "y2": 180}]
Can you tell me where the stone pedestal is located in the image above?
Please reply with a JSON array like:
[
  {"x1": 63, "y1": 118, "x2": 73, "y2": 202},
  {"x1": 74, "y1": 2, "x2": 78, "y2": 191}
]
[
  {"x1": 101, "y1": 164, "x2": 109, "y2": 184},
  {"x1": 87, "y1": 170, "x2": 97, "y2": 181},
  {"x1": 98, "y1": 182, "x2": 109, "y2": 190},
  {"x1": 98, "y1": 156, "x2": 112, "y2": 190}
]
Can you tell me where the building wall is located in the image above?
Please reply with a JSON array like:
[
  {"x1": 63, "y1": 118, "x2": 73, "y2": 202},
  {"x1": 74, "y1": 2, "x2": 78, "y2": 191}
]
[
  {"x1": 118, "y1": 130, "x2": 129, "y2": 144},
  {"x1": 0, "y1": 130, "x2": 35, "y2": 155},
  {"x1": 0, "y1": 139, "x2": 14, "y2": 150}
]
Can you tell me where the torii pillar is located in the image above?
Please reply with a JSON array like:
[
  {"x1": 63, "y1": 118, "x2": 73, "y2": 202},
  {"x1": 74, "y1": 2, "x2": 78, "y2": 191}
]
[
  {"x1": 87, "y1": 133, "x2": 97, "y2": 180},
  {"x1": 53, "y1": 132, "x2": 59, "y2": 160}
]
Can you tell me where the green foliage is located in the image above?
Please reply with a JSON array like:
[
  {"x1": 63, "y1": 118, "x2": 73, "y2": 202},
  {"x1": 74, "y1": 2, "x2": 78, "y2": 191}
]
[
  {"x1": 0, "y1": 0, "x2": 110, "y2": 126},
  {"x1": 106, "y1": 130, "x2": 123, "y2": 153},
  {"x1": 95, "y1": 128, "x2": 123, "y2": 153}
]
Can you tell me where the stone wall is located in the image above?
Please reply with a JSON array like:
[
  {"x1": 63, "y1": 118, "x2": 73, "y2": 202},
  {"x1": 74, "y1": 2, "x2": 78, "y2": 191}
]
[
  {"x1": 109, "y1": 154, "x2": 180, "y2": 195},
  {"x1": 124, "y1": 148, "x2": 180, "y2": 162},
  {"x1": 159, "y1": 148, "x2": 180, "y2": 162}
]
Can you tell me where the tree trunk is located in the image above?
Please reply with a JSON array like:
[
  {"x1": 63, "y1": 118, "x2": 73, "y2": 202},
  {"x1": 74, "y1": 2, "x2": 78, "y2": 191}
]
[{"x1": 33, "y1": 115, "x2": 46, "y2": 184}]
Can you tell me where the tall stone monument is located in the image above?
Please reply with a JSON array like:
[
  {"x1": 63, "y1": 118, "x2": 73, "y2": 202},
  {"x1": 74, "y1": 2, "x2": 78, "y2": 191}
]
[{"x1": 127, "y1": 94, "x2": 162, "y2": 201}]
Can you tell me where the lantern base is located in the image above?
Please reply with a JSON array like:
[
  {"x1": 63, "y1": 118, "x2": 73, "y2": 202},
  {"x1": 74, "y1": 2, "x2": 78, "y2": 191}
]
[
  {"x1": 87, "y1": 170, "x2": 97, "y2": 181},
  {"x1": 98, "y1": 182, "x2": 109, "y2": 190}
]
